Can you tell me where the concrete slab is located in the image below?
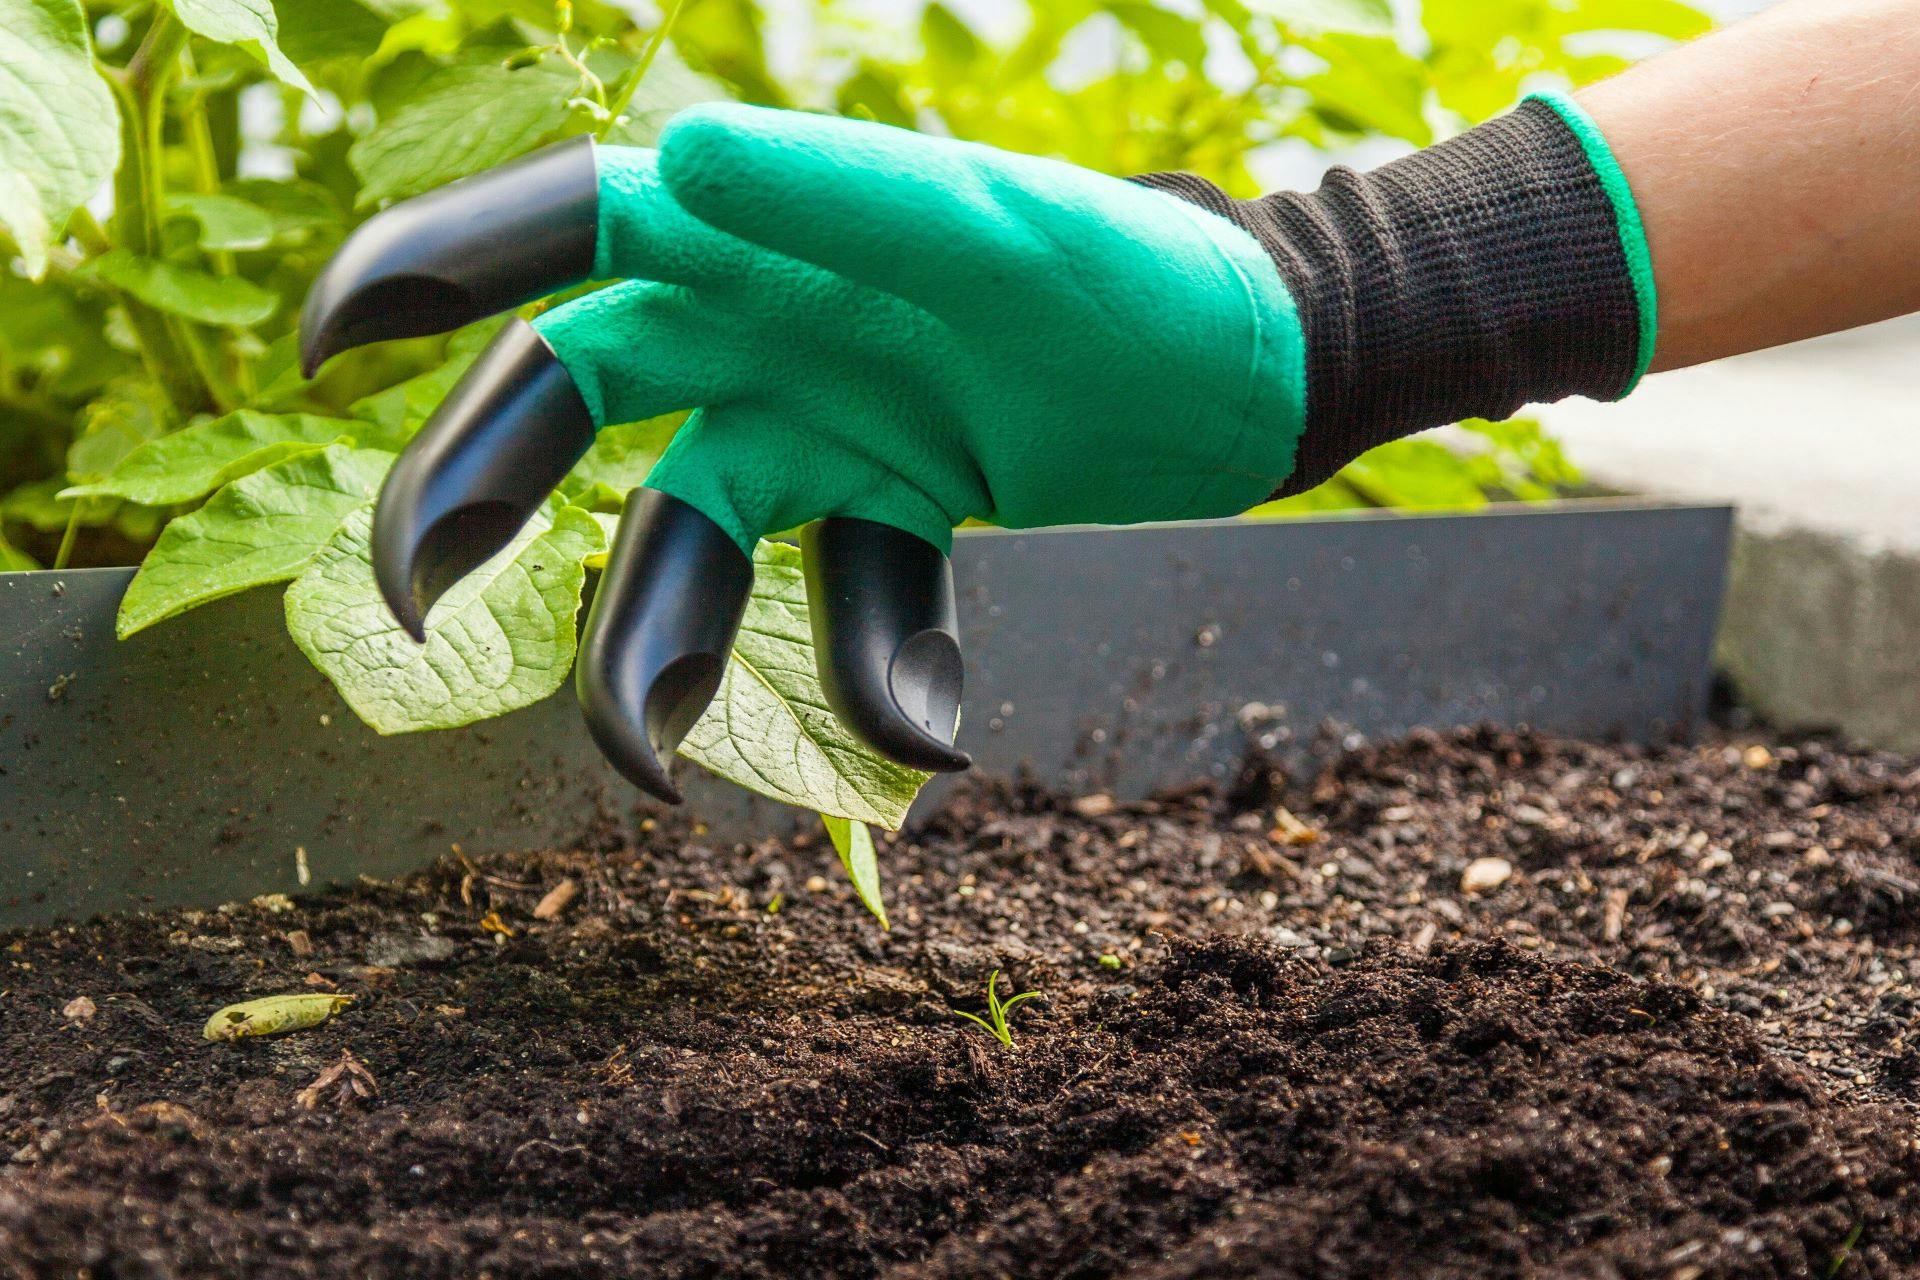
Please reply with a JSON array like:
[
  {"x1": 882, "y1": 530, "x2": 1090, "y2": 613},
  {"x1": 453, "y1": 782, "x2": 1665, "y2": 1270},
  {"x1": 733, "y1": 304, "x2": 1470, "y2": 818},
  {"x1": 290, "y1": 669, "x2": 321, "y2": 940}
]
[{"x1": 1536, "y1": 313, "x2": 1920, "y2": 748}]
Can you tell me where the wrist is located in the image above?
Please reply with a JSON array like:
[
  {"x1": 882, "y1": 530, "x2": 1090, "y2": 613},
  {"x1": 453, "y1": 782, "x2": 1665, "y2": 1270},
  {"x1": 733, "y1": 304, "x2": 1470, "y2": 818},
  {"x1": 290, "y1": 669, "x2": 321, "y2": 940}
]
[{"x1": 1137, "y1": 93, "x2": 1656, "y2": 496}]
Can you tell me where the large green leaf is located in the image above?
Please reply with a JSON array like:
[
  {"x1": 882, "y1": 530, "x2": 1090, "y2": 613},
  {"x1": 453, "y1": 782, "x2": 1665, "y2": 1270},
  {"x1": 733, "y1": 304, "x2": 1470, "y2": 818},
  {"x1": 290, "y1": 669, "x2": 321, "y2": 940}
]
[
  {"x1": 349, "y1": 64, "x2": 574, "y2": 207},
  {"x1": 168, "y1": 0, "x2": 314, "y2": 94},
  {"x1": 166, "y1": 192, "x2": 274, "y2": 251},
  {"x1": 222, "y1": 177, "x2": 342, "y2": 245},
  {"x1": 273, "y1": 0, "x2": 387, "y2": 65},
  {"x1": 65, "y1": 381, "x2": 168, "y2": 485},
  {"x1": 1552, "y1": 0, "x2": 1710, "y2": 39},
  {"x1": 1300, "y1": 32, "x2": 1432, "y2": 144},
  {"x1": 1107, "y1": 3, "x2": 1207, "y2": 66},
  {"x1": 0, "y1": 0, "x2": 120, "y2": 277},
  {"x1": 117, "y1": 445, "x2": 393, "y2": 637},
  {"x1": 1245, "y1": 0, "x2": 1392, "y2": 33},
  {"x1": 286, "y1": 500, "x2": 603, "y2": 733},
  {"x1": 77, "y1": 250, "x2": 279, "y2": 326},
  {"x1": 678, "y1": 540, "x2": 932, "y2": 828},
  {"x1": 558, "y1": 413, "x2": 682, "y2": 509},
  {"x1": 64, "y1": 410, "x2": 360, "y2": 506},
  {"x1": 346, "y1": 320, "x2": 503, "y2": 444},
  {"x1": 823, "y1": 815, "x2": 888, "y2": 928}
]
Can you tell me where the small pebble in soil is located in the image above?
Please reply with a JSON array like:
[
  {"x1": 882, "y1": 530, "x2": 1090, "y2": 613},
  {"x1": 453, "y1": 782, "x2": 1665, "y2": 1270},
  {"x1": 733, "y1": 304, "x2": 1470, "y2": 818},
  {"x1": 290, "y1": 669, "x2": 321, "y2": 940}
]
[{"x1": 1460, "y1": 856, "x2": 1513, "y2": 893}]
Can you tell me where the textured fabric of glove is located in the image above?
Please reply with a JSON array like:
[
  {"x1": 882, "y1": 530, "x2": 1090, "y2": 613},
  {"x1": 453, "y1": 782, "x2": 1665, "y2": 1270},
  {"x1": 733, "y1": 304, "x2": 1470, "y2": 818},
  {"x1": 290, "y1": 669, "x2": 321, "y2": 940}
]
[
  {"x1": 1134, "y1": 92, "x2": 1656, "y2": 497},
  {"x1": 530, "y1": 107, "x2": 1306, "y2": 557}
]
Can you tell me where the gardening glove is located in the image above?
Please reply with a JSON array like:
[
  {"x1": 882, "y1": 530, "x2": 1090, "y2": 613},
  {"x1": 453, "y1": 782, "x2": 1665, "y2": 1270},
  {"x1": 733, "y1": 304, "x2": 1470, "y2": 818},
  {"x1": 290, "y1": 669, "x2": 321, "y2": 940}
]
[{"x1": 299, "y1": 93, "x2": 1653, "y2": 802}]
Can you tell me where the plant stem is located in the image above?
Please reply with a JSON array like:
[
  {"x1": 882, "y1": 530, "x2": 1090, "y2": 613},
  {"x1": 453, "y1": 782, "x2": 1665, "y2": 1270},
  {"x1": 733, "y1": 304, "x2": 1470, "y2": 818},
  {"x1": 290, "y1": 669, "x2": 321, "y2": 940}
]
[
  {"x1": 103, "y1": 13, "x2": 215, "y2": 419},
  {"x1": 180, "y1": 47, "x2": 254, "y2": 403},
  {"x1": 52, "y1": 500, "x2": 86, "y2": 571},
  {"x1": 601, "y1": 0, "x2": 694, "y2": 137},
  {"x1": 67, "y1": 208, "x2": 111, "y2": 257}
]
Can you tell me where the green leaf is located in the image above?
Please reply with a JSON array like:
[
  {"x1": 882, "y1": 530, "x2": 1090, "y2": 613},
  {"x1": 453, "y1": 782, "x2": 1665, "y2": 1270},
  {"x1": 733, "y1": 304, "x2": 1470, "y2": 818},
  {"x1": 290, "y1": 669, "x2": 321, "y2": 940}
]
[
  {"x1": 222, "y1": 177, "x2": 342, "y2": 245},
  {"x1": 677, "y1": 540, "x2": 932, "y2": 828},
  {"x1": 348, "y1": 64, "x2": 574, "y2": 207},
  {"x1": 0, "y1": 0, "x2": 120, "y2": 277},
  {"x1": 65, "y1": 380, "x2": 168, "y2": 485},
  {"x1": 77, "y1": 250, "x2": 279, "y2": 326},
  {"x1": 347, "y1": 320, "x2": 503, "y2": 444},
  {"x1": 1552, "y1": 0, "x2": 1710, "y2": 40},
  {"x1": 1, "y1": 478, "x2": 80, "y2": 532},
  {"x1": 836, "y1": 65, "x2": 915, "y2": 131},
  {"x1": 0, "y1": 530, "x2": 37, "y2": 571},
  {"x1": 558, "y1": 413, "x2": 682, "y2": 509},
  {"x1": 823, "y1": 815, "x2": 889, "y2": 928},
  {"x1": 1338, "y1": 438, "x2": 1488, "y2": 510},
  {"x1": 166, "y1": 192, "x2": 274, "y2": 251},
  {"x1": 922, "y1": 3, "x2": 983, "y2": 77},
  {"x1": 286, "y1": 500, "x2": 603, "y2": 733},
  {"x1": 273, "y1": 0, "x2": 387, "y2": 65},
  {"x1": 1107, "y1": 2, "x2": 1207, "y2": 65},
  {"x1": 1300, "y1": 32, "x2": 1431, "y2": 144},
  {"x1": 1243, "y1": 0, "x2": 1391, "y2": 33},
  {"x1": 168, "y1": 0, "x2": 315, "y2": 94},
  {"x1": 64, "y1": 410, "x2": 360, "y2": 506},
  {"x1": 117, "y1": 445, "x2": 393, "y2": 637}
]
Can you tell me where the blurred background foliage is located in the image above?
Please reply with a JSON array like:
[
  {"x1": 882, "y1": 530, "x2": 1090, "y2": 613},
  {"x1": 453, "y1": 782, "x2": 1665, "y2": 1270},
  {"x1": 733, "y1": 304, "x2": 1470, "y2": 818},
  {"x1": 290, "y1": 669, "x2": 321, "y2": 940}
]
[{"x1": 0, "y1": 0, "x2": 1708, "y2": 569}]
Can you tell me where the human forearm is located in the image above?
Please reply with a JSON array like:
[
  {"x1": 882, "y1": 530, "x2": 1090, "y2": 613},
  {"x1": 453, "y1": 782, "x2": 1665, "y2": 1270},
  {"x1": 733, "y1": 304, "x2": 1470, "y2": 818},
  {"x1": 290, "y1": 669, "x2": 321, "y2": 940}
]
[{"x1": 1578, "y1": 0, "x2": 1920, "y2": 372}]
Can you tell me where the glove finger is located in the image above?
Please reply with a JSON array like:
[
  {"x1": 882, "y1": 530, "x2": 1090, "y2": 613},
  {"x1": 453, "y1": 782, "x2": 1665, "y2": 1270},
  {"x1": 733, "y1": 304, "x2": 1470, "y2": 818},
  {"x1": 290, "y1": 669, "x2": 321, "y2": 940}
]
[
  {"x1": 593, "y1": 146, "x2": 775, "y2": 290},
  {"x1": 532, "y1": 279, "x2": 754, "y2": 427},
  {"x1": 639, "y1": 402, "x2": 960, "y2": 558},
  {"x1": 639, "y1": 415, "x2": 970, "y2": 773},
  {"x1": 657, "y1": 103, "x2": 1047, "y2": 313}
]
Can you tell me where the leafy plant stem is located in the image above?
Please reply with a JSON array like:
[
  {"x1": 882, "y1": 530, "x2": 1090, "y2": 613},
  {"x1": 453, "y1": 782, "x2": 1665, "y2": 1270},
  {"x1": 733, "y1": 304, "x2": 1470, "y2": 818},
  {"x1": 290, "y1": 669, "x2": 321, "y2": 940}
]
[
  {"x1": 550, "y1": 4, "x2": 610, "y2": 114},
  {"x1": 103, "y1": 13, "x2": 214, "y2": 418},
  {"x1": 66, "y1": 208, "x2": 110, "y2": 257},
  {"x1": 180, "y1": 49, "x2": 255, "y2": 404},
  {"x1": 601, "y1": 0, "x2": 694, "y2": 138}
]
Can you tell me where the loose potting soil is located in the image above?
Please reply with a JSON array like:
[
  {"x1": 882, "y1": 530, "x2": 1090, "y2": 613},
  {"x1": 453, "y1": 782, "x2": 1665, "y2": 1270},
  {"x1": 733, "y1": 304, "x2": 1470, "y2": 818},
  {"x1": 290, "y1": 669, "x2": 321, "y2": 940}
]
[{"x1": 2, "y1": 727, "x2": 1918, "y2": 1278}]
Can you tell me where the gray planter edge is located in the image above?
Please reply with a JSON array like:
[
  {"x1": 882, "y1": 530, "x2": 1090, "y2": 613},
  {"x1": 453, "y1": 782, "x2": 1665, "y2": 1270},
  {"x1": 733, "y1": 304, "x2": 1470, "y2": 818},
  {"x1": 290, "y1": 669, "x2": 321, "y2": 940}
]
[{"x1": 0, "y1": 498, "x2": 1733, "y2": 927}]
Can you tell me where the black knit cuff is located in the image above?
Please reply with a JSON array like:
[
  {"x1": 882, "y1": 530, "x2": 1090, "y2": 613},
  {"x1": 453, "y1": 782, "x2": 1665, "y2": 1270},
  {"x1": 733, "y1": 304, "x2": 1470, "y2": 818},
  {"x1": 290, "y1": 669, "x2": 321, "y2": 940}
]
[{"x1": 1135, "y1": 96, "x2": 1651, "y2": 497}]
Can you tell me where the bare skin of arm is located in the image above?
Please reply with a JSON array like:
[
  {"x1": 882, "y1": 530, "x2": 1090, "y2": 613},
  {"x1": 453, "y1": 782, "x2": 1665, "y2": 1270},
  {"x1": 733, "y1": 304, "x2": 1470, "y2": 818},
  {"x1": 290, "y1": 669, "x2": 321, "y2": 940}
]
[{"x1": 1577, "y1": 0, "x2": 1920, "y2": 372}]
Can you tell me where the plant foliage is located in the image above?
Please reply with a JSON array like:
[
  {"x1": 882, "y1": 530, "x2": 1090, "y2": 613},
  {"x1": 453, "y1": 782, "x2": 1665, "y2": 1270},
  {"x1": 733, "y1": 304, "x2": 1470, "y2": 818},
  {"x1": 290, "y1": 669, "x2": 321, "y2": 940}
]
[{"x1": 0, "y1": 0, "x2": 1704, "y2": 834}]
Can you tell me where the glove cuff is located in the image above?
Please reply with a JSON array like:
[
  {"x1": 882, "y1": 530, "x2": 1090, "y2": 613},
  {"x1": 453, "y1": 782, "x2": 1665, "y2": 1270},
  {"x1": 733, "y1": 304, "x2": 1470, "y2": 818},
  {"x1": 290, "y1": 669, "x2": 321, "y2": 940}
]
[{"x1": 1134, "y1": 92, "x2": 1655, "y2": 498}]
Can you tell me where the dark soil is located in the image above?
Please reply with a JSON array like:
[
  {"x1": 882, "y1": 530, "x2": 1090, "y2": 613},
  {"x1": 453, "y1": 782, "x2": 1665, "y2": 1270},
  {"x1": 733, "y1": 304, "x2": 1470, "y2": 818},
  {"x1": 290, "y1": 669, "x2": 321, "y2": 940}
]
[{"x1": 3, "y1": 727, "x2": 1919, "y2": 1278}]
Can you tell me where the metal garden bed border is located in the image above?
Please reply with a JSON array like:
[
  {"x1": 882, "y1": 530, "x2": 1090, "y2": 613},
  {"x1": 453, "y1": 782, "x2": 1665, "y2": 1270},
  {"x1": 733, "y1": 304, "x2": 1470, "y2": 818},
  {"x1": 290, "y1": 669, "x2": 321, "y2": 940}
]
[{"x1": 0, "y1": 498, "x2": 1732, "y2": 928}]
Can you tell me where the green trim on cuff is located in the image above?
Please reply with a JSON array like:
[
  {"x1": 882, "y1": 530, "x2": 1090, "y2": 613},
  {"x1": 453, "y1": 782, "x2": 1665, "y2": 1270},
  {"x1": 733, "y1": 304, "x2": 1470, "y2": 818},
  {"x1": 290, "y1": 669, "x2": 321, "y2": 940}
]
[{"x1": 1526, "y1": 89, "x2": 1658, "y2": 395}]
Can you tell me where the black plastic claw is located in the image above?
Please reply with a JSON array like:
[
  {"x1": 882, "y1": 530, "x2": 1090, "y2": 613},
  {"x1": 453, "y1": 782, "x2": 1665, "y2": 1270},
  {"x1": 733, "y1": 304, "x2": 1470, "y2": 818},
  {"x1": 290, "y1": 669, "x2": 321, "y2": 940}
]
[
  {"x1": 801, "y1": 518, "x2": 971, "y2": 774},
  {"x1": 575, "y1": 490, "x2": 753, "y2": 803},
  {"x1": 300, "y1": 136, "x2": 598, "y2": 376},
  {"x1": 371, "y1": 320, "x2": 596, "y2": 640}
]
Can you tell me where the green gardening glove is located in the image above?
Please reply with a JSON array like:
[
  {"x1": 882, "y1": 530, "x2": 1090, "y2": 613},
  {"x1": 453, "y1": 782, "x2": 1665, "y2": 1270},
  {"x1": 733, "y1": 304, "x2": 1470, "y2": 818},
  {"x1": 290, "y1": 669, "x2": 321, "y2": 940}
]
[
  {"x1": 531, "y1": 106, "x2": 1306, "y2": 556},
  {"x1": 302, "y1": 92, "x2": 1651, "y2": 798}
]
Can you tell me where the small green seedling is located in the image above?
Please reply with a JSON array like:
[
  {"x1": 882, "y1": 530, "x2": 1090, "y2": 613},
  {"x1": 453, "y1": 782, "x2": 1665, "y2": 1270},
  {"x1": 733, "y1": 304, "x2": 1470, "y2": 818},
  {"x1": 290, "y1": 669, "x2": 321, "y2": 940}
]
[
  {"x1": 952, "y1": 970, "x2": 1040, "y2": 1047},
  {"x1": 1827, "y1": 1223, "x2": 1865, "y2": 1278}
]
